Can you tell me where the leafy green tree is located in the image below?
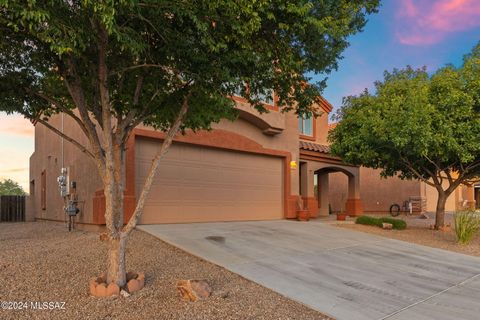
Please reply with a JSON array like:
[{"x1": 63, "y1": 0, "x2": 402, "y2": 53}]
[
  {"x1": 330, "y1": 44, "x2": 480, "y2": 229},
  {"x1": 0, "y1": 179, "x2": 26, "y2": 196},
  {"x1": 0, "y1": 0, "x2": 379, "y2": 287}
]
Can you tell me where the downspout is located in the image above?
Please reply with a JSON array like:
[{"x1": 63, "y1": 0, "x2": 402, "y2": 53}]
[{"x1": 61, "y1": 112, "x2": 64, "y2": 168}]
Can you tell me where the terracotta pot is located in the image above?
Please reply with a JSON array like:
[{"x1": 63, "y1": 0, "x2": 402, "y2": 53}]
[
  {"x1": 297, "y1": 209, "x2": 310, "y2": 221},
  {"x1": 337, "y1": 213, "x2": 347, "y2": 221}
]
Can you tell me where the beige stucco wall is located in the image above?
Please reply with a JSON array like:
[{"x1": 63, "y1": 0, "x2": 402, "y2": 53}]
[
  {"x1": 29, "y1": 114, "x2": 102, "y2": 224},
  {"x1": 328, "y1": 172, "x2": 348, "y2": 212},
  {"x1": 329, "y1": 167, "x2": 422, "y2": 213},
  {"x1": 423, "y1": 181, "x2": 460, "y2": 212},
  {"x1": 313, "y1": 112, "x2": 330, "y2": 145}
]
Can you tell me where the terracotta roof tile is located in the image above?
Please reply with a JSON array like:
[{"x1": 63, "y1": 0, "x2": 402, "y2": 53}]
[
  {"x1": 299, "y1": 141, "x2": 330, "y2": 154},
  {"x1": 328, "y1": 122, "x2": 338, "y2": 131}
]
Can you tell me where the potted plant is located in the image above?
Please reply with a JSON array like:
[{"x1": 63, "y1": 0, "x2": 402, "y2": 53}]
[
  {"x1": 337, "y1": 193, "x2": 347, "y2": 221},
  {"x1": 296, "y1": 197, "x2": 310, "y2": 221}
]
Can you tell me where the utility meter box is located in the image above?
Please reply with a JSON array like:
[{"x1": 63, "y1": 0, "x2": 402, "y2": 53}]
[
  {"x1": 57, "y1": 167, "x2": 70, "y2": 197},
  {"x1": 65, "y1": 201, "x2": 80, "y2": 216}
]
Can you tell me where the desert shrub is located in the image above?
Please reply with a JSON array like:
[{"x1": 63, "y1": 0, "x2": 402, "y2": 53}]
[
  {"x1": 378, "y1": 217, "x2": 407, "y2": 230},
  {"x1": 355, "y1": 216, "x2": 406, "y2": 230},
  {"x1": 454, "y1": 211, "x2": 480, "y2": 245},
  {"x1": 355, "y1": 215, "x2": 380, "y2": 227}
]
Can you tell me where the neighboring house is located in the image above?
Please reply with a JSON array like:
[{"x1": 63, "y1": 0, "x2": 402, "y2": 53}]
[{"x1": 28, "y1": 95, "x2": 475, "y2": 229}]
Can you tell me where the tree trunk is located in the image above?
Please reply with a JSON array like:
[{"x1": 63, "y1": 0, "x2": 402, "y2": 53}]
[
  {"x1": 103, "y1": 142, "x2": 127, "y2": 286},
  {"x1": 107, "y1": 234, "x2": 128, "y2": 287},
  {"x1": 435, "y1": 191, "x2": 447, "y2": 229},
  {"x1": 101, "y1": 93, "x2": 190, "y2": 288}
]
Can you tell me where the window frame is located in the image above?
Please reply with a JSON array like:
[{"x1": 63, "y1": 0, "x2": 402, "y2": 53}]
[{"x1": 298, "y1": 116, "x2": 315, "y2": 139}]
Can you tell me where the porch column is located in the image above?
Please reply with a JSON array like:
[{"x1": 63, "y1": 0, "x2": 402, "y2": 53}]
[
  {"x1": 318, "y1": 173, "x2": 329, "y2": 217},
  {"x1": 466, "y1": 184, "x2": 476, "y2": 210},
  {"x1": 299, "y1": 162, "x2": 309, "y2": 199},
  {"x1": 299, "y1": 162, "x2": 318, "y2": 218},
  {"x1": 345, "y1": 174, "x2": 363, "y2": 216}
]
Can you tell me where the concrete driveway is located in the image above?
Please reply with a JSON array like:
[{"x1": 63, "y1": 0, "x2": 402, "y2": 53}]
[{"x1": 139, "y1": 220, "x2": 480, "y2": 320}]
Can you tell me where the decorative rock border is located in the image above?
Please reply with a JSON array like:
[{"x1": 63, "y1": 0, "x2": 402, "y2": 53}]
[
  {"x1": 126, "y1": 271, "x2": 145, "y2": 293},
  {"x1": 89, "y1": 271, "x2": 145, "y2": 297}
]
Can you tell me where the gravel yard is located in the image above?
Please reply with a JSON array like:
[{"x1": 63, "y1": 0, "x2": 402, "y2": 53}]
[
  {"x1": 338, "y1": 219, "x2": 480, "y2": 257},
  {"x1": 0, "y1": 222, "x2": 331, "y2": 320}
]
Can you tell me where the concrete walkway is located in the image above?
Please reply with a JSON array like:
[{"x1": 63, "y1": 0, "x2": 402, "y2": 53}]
[{"x1": 139, "y1": 220, "x2": 480, "y2": 320}]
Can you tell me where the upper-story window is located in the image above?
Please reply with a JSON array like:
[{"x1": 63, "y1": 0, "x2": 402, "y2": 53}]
[
  {"x1": 232, "y1": 82, "x2": 274, "y2": 106},
  {"x1": 252, "y1": 89, "x2": 274, "y2": 105},
  {"x1": 298, "y1": 116, "x2": 313, "y2": 136}
]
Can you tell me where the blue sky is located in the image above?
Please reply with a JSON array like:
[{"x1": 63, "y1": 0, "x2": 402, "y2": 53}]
[
  {"x1": 317, "y1": 0, "x2": 480, "y2": 115},
  {"x1": 1, "y1": 0, "x2": 480, "y2": 190}
]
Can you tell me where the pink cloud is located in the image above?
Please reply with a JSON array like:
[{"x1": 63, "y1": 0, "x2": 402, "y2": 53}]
[
  {"x1": 0, "y1": 114, "x2": 34, "y2": 137},
  {"x1": 395, "y1": 0, "x2": 480, "y2": 45},
  {"x1": 398, "y1": 0, "x2": 419, "y2": 17}
]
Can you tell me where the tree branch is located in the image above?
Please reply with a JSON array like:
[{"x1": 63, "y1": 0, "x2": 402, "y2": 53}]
[
  {"x1": 464, "y1": 159, "x2": 480, "y2": 173},
  {"x1": 122, "y1": 90, "x2": 192, "y2": 235},
  {"x1": 26, "y1": 89, "x2": 90, "y2": 138},
  {"x1": 63, "y1": 57, "x2": 106, "y2": 168},
  {"x1": 110, "y1": 64, "x2": 175, "y2": 76},
  {"x1": 133, "y1": 75, "x2": 144, "y2": 105},
  {"x1": 399, "y1": 156, "x2": 437, "y2": 187},
  {"x1": 424, "y1": 155, "x2": 444, "y2": 173},
  {"x1": 430, "y1": 172, "x2": 445, "y2": 192},
  {"x1": 36, "y1": 118, "x2": 95, "y2": 159},
  {"x1": 444, "y1": 168, "x2": 454, "y2": 187},
  {"x1": 96, "y1": 22, "x2": 118, "y2": 235}
]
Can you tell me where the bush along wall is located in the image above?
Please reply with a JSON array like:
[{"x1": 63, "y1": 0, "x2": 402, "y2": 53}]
[{"x1": 355, "y1": 216, "x2": 407, "y2": 230}]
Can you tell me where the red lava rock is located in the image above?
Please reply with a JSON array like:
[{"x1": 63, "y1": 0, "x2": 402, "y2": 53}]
[
  {"x1": 89, "y1": 278, "x2": 97, "y2": 295},
  {"x1": 90, "y1": 272, "x2": 145, "y2": 297},
  {"x1": 127, "y1": 279, "x2": 142, "y2": 293},
  {"x1": 137, "y1": 273, "x2": 145, "y2": 287},
  {"x1": 126, "y1": 271, "x2": 138, "y2": 282},
  {"x1": 96, "y1": 283, "x2": 108, "y2": 297},
  {"x1": 107, "y1": 283, "x2": 120, "y2": 296},
  {"x1": 176, "y1": 279, "x2": 212, "y2": 302}
]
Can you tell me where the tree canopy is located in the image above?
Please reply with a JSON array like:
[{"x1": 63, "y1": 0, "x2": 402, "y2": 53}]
[
  {"x1": 329, "y1": 43, "x2": 480, "y2": 228},
  {"x1": 0, "y1": 0, "x2": 379, "y2": 130},
  {"x1": 0, "y1": 179, "x2": 26, "y2": 196},
  {"x1": 0, "y1": 0, "x2": 379, "y2": 286}
]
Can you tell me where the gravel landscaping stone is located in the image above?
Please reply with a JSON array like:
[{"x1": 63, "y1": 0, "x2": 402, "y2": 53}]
[
  {"x1": 0, "y1": 222, "x2": 332, "y2": 320},
  {"x1": 339, "y1": 222, "x2": 480, "y2": 257}
]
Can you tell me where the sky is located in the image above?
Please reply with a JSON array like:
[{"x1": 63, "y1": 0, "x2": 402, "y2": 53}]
[
  {"x1": 318, "y1": 0, "x2": 480, "y2": 111},
  {"x1": 1, "y1": 0, "x2": 480, "y2": 192}
]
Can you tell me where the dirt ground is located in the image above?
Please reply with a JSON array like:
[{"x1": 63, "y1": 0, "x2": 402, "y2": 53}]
[
  {"x1": 0, "y1": 222, "x2": 332, "y2": 320},
  {"x1": 338, "y1": 214, "x2": 480, "y2": 257}
]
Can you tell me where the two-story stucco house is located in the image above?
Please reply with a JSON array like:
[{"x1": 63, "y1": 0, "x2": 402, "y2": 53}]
[{"x1": 28, "y1": 94, "x2": 475, "y2": 229}]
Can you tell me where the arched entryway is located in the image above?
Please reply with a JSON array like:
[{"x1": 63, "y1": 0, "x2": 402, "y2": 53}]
[
  {"x1": 314, "y1": 166, "x2": 362, "y2": 217},
  {"x1": 298, "y1": 141, "x2": 364, "y2": 218},
  {"x1": 298, "y1": 157, "x2": 363, "y2": 218}
]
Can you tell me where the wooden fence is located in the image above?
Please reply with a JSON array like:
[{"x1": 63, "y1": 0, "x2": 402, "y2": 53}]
[{"x1": 0, "y1": 195, "x2": 26, "y2": 222}]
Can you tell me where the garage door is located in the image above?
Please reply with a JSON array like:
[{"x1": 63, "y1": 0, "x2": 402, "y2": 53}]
[{"x1": 135, "y1": 138, "x2": 284, "y2": 224}]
